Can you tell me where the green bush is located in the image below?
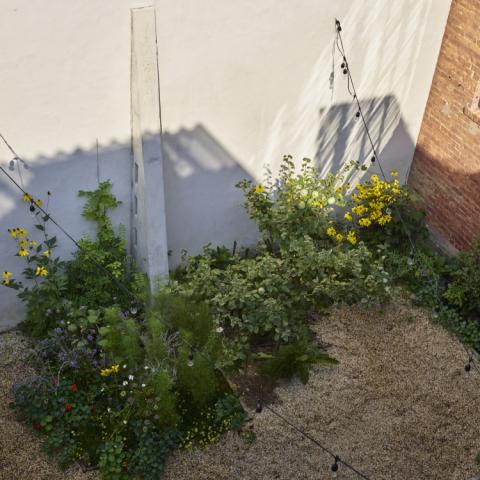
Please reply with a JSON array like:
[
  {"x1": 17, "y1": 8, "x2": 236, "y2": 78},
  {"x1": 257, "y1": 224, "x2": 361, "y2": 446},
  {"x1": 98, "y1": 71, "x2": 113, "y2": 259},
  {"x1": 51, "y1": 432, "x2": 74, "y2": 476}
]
[
  {"x1": 175, "y1": 237, "x2": 391, "y2": 351},
  {"x1": 259, "y1": 339, "x2": 338, "y2": 384}
]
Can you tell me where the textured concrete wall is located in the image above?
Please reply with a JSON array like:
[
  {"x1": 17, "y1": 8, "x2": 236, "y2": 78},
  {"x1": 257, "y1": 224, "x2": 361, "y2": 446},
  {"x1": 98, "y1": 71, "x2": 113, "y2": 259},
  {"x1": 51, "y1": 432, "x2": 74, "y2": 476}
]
[
  {"x1": 0, "y1": 0, "x2": 451, "y2": 328},
  {"x1": 409, "y1": 0, "x2": 480, "y2": 251}
]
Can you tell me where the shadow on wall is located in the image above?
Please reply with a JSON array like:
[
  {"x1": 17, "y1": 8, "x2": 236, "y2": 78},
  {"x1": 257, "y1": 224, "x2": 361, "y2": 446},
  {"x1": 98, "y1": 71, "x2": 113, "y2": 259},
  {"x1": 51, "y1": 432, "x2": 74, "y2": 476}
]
[
  {"x1": 162, "y1": 124, "x2": 258, "y2": 265},
  {"x1": 314, "y1": 94, "x2": 415, "y2": 184},
  {"x1": 0, "y1": 142, "x2": 132, "y2": 328},
  {"x1": 0, "y1": 125, "x2": 258, "y2": 328},
  {"x1": 409, "y1": 146, "x2": 480, "y2": 252}
]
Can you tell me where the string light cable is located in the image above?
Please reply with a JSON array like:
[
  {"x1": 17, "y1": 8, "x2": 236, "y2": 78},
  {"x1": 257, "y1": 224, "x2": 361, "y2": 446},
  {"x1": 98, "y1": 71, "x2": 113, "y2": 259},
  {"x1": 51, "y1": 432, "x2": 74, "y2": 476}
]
[
  {"x1": 0, "y1": 132, "x2": 374, "y2": 479},
  {"x1": 334, "y1": 19, "x2": 416, "y2": 256},
  {"x1": 255, "y1": 401, "x2": 371, "y2": 480},
  {"x1": 333, "y1": 19, "x2": 480, "y2": 378}
]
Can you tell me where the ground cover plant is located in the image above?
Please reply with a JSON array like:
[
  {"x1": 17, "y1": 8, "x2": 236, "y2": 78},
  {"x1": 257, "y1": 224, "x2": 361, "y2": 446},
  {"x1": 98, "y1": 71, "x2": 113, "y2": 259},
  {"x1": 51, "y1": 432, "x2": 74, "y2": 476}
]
[
  {"x1": 3, "y1": 184, "x2": 245, "y2": 479},
  {"x1": 3, "y1": 156, "x2": 479, "y2": 479}
]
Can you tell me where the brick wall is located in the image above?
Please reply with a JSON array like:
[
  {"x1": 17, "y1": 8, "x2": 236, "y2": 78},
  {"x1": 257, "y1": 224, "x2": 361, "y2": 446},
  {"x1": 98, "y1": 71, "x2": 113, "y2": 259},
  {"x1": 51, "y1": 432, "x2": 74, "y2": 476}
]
[{"x1": 408, "y1": 0, "x2": 480, "y2": 251}]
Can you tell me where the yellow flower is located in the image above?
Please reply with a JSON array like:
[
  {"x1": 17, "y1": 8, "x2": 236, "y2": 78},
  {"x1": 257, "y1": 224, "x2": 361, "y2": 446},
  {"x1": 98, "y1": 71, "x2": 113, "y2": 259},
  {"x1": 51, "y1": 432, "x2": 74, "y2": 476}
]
[
  {"x1": 29, "y1": 240, "x2": 37, "y2": 248},
  {"x1": 35, "y1": 266, "x2": 48, "y2": 276},
  {"x1": 344, "y1": 212, "x2": 352, "y2": 222},
  {"x1": 18, "y1": 249, "x2": 29, "y2": 257},
  {"x1": 100, "y1": 364, "x2": 120, "y2": 376},
  {"x1": 346, "y1": 231, "x2": 357, "y2": 245},
  {"x1": 371, "y1": 175, "x2": 379, "y2": 182},
  {"x1": 254, "y1": 185, "x2": 265, "y2": 194},
  {"x1": 335, "y1": 233, "x2": 344, "y2": 242},
  {"x1": 378, "y1": 215, "x2": 393, "y2": 225},
  {"x1": 390, "y1": 170, "x2": 399, "y2": 177},
  {"x1": 326, "y1": 227, "x2": 336, "y2": 237},
  {"x1": 43, "y1": 249, "x2": 51, "y2": 258},
  {"x1": 22, "y1": 193, "x2": 32, "y2": 203},
  {"x1": 8, "y1": 228, "x2": 18, "y2": 238},
  {"x1": 110, "y1": 364, "x2": 120, "y2": 373},
  {"x1": 336, "y1": 187, "x2": 343, "y2": 194},
  {"x1": 358, "y1": 218, "x2": 372, "y2": 227},
  {"x1": 2, "y1": 271, "x2": 12, "y2": 286},
  {"x1": 34, "y1": 198, "x2": 43, "y2": 207},
  {"x1": 19, "y1": 239, "x2": 27, "y2": 249},
  {"x1": 17, "y1": 228, "x2": 28, "y2": 238}
]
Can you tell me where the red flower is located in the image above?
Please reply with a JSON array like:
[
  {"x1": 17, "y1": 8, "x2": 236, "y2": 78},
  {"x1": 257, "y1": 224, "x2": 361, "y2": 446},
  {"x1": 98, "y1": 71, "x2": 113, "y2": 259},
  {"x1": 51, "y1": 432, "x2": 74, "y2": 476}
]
[
  {"x1": 33, "y1": 422, "x2": 42, "y2": 431},
  {"x1": 70, "y1": 384, "x2": 78, "y2": 393},
  {"x1": 64, "y1": 403, "x2": 73, "y2": 412}
]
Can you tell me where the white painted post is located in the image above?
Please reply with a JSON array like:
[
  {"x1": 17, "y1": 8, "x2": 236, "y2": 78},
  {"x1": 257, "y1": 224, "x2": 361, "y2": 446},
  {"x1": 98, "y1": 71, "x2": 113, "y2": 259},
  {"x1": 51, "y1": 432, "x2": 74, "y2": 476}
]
[{"x1": 130, "y1": 6, "x2": 169, "y2": 289}]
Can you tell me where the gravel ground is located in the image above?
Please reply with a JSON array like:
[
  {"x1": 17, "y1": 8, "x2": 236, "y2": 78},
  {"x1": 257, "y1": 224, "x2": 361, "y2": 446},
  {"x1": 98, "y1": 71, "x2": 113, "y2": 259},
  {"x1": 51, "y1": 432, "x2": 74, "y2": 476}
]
[{"x1": 1, "y1": 299, "x2": 480, "y2": 480}]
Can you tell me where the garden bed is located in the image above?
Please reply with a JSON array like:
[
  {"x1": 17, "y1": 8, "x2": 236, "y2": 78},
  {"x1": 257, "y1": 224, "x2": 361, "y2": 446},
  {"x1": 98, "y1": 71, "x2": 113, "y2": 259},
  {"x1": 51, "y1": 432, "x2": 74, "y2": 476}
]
[{"x1": 2, "y1": 298, "x2": 479, "y2": 480}]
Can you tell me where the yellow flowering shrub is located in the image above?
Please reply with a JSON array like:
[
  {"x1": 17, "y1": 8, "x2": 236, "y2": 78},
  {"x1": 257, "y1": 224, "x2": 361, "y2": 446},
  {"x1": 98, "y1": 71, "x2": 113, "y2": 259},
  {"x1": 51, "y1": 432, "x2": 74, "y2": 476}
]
[
  {"x1": 237, "y1": 156, "x2": 355, "y2": 250},
  {"x1": 340, "y1": 171, "x2": 425, "y2": 249}
]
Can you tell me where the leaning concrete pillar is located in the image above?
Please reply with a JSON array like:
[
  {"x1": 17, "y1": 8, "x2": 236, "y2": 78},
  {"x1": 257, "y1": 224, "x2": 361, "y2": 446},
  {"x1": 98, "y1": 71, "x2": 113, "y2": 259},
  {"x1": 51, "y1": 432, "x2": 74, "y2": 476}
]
[{"x1": 130, "y1": 6, "x2": 169, "y2": 288}]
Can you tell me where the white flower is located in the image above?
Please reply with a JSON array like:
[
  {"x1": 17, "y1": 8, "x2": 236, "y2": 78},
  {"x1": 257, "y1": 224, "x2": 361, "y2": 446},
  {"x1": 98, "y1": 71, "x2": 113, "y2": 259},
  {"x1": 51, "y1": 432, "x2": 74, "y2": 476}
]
[
  {"x1": 383, "y1": 278, "x2": 388, "y2": 283},
  {"x1": 258, "y1": 287, "x2": 265, "y2": 295},
  {"x1": 311, "y1": 191, "x2": 319, "y2": 198},
  {"x1": 327, "y1": 197, "x2": 336, "y2": 205},
  {"x1": 122, "y1": 381, "x2": 128, "y2": 386},
  {"x1": 216, "y1": 326, "x2": 224, "y2": 333},
  {"x1": 141, "y1": 383, "x2": 146, "y2": 388},
  {"x1": 107, "y1": 407, "x2": 111, "y2": 413},
  {"x1": 128, "y1": 375, "x2": 134, "y2": 381},
  {"x1": 144, "y1": 365, "x2": 149, "y2": 370},
  {"x1": 298, "y1": 201, "x2": 306, "y2": 209},
  {"x1": 123, "y1": 420, "x2": 127, "y2": 425},
  {"x1": 300, "y1": 189, "x2": 308, "y2": 197},
  {"x1": 123, "y1": 364, "x2": 127, "y2": 369}
]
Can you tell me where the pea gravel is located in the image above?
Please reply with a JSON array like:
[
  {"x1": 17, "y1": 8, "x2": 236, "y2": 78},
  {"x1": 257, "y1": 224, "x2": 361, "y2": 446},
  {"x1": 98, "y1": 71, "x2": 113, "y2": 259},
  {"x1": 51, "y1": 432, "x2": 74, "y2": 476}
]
[{"x1": 1, "y1": 299, "x2": 480, "y2": 480}]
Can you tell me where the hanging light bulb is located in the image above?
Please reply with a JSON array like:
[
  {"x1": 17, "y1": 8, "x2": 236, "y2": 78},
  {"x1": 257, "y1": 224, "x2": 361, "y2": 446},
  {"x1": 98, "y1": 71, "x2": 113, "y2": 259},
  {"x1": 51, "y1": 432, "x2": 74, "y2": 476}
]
[
  {"x1": 187, "y1": 351, "x2": 194, "y2": 367},
  {"x1": 355, "y1": 111, "x2": 360, "y2": 118},
  {"x1": 371, "y1": 156, "x2": 376, "y2": 163},
  {"x1": 331, "y1": 456, "x2": 340, "y2": 478},
  {"x1": 343, "y1": 68, "x2": 348, "y2": 75},
  {"x1": 8, "y1": 159, "x2": 15, "y2": 171},
  {"x1": 130, "y1": 303, "x2": 138, "y2": 315},
  {"x1": 465, "y1": 357, "x2": 472, "y2": 376},
  {"x1": 255, "y1": 400, "x2": 263, "y2": 413},
  {"x1": 29, "y1": 202, "x2": 36, "y2": 217}
]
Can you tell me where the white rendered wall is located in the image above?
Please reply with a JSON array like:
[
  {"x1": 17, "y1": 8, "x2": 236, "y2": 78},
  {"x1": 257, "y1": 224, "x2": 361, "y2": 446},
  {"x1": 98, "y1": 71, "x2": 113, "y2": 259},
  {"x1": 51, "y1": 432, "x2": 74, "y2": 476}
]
[{"x1": 0, "y1": 0, "x2": 451, "y2": 328}]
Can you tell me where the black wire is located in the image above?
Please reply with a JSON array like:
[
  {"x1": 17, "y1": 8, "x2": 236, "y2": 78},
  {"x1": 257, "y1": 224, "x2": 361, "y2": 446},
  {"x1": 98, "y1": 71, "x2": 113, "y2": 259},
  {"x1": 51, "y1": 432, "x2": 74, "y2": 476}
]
[
  {"x1": 0, "y1": 133, "x2": 374, "y2": 479},
  {"x1": 334, "y1": 23, "x2": 416, "y2": 255},
  {"x1": 263, "y1": 404, "x2": 372, "y2": 480}
]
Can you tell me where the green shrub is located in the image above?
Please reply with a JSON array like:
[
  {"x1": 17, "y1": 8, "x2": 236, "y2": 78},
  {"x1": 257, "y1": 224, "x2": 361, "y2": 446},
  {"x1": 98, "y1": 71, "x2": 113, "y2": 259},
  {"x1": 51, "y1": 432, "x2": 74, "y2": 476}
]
[
  {"x1": 175, "y1": 238, "x2": 391, "y2": 350},
  {"x1": 259, "y1": 339, "x2": 338, "y2": 384},
  {"x1": 65, "y1": 181, "x2": 136, "y2": 310},
  {"x1": 237, "y1": 156, "x2": 352, "y2": 250}
]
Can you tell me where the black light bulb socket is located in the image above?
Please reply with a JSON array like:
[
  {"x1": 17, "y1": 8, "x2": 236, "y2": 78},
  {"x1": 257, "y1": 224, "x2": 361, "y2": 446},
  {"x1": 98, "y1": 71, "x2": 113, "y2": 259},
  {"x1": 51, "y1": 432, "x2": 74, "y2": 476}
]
[
  {"x1": 29, "y1": 204, "x2": 36, "y2": 213},
  {"x1": 9, "y1": 160, "x2": 15, "y2": 171},
  {"x1": 371, "y1": 156, "x2": 376, "y2": 163},
  {"x1": 356, "y1": 111, "x2": 360, "y2": 118},
  {"x1": 331, "y1": 457, "x2": 339, "y2": 472},
  {"x1": 255, "y1": 400, "x2": 263, "y2": 413},
  {"x1": 341, "y1": 62, "x2": 345, "y2": 69},
  {"x1": 343, "y1": 68, "x2": 348, "y2": 75}
]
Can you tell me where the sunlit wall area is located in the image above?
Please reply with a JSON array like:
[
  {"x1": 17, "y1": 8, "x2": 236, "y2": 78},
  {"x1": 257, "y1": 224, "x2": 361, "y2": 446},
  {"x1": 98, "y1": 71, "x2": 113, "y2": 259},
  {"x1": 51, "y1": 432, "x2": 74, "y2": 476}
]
[{"x1": 0, "y1": 0, "x2": 451, "y2": 327}]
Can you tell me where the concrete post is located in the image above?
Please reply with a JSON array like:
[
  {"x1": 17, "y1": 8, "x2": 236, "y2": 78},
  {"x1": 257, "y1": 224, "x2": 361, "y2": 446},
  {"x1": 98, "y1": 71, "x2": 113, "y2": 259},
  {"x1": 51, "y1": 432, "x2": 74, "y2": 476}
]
[{"x1": 130, "y1": 6, "x2": 169, "y2": 288}]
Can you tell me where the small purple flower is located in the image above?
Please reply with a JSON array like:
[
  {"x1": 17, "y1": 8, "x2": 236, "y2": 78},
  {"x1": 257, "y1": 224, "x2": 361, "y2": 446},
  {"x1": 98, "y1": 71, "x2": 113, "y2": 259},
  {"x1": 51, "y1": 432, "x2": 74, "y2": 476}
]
[
  {"x1": 54, "y1": 327, "x2": 63, "y2": 335},
  {"x1": 60, "y1": 319, "x2": 65, "y2": 326},
  {"x1": 87, "y1": 335, "x2": 94, "y2": 342}
]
